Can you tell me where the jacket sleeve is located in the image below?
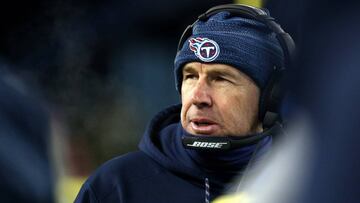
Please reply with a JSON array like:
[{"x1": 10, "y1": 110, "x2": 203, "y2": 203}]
[{"x1": 74, "y1": 183, "x2": 99, "y2": 203}]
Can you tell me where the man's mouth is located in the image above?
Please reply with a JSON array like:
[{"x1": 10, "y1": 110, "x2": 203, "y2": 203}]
[
  {"x1": 190, "y1": 118, "x2": 220, "y2": 135},
  {"x1": 194, "y1": 121, "x2": 212, "y2": 126}
]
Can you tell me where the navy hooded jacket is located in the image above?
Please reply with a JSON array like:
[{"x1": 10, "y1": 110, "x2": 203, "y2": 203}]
[{"x1": 75, "y1": 104, "x2": 272, "y2": 203}]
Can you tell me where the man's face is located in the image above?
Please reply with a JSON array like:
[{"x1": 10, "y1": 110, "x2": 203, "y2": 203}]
[{"x1": 180, "y1": 62, "x2": 262, "y2": 137}]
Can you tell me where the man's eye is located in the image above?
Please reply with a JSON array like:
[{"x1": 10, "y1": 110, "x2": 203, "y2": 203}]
[
  {"x1": 184, "y1": 74, "x2": 197, "y2": 80},
  {"x1": 214, "y1": 76, "x2": 227, "y2": 82}
]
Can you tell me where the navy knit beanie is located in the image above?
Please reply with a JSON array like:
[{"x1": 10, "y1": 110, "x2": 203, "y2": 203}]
[{"x1": 174, "y1": 11, "x2": 284, "y2": 92}]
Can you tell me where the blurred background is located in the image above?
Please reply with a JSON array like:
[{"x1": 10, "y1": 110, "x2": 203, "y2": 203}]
[{"x1": 1, "y1": 0, "x2": 359, "y2": 202}]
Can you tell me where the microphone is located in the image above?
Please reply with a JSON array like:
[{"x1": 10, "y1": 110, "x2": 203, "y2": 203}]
[{"x1": 182, "y1": 122, "x2": 282, "y2": 151}]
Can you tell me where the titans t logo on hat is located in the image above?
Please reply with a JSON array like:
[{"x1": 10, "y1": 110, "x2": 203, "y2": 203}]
[{"x1": 189, "y1": 37, "x2": 220, "y2": 62}]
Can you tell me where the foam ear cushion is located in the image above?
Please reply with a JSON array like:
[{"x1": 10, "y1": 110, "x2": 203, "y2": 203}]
[{"x1": 259, "y1": 68, "x2": 284, "y2": 123}]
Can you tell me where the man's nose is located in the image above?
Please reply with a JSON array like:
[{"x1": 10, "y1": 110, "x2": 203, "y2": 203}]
[{"x1": 191, "y1": 78, "x2": 212, "y2": 108}]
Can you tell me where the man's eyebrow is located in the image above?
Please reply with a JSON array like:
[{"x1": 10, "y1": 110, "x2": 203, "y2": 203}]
[
  {"x1": 183, "y1": 65, "x2": 196, "y2": 73},
  {"x1": 208, "y1": 69, "x2": 239, "y2": 79},
  {"x1": 182, "y1": 65, "x2": 241, "y2": 79}
]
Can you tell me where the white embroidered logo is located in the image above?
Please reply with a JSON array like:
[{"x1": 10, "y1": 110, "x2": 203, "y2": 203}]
[
  {"x1": 189, "y1": 37, "x2": 220, "y2": 62},
  {"x1": 186, "y1": 141, "x2": 227, "y2": 149}
]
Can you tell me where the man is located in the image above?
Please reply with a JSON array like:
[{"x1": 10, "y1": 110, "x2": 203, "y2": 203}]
[{"x1": 75, "y1": 4, "x2": 290, "y2": 203}]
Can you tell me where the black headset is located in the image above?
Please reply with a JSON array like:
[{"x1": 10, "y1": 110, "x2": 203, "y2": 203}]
[
  {"x1": 179, "y1": 4, "x2": 296, "y2": 151},
  {"x1": 177, "y1": 3, "x2": 295, "y2": 129}
]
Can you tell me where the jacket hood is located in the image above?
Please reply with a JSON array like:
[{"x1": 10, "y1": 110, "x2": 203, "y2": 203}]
[
  {"x1": 138, "y1": 104, "x2": 272, "y2": 190},
  {"x1": 139, "y1": 104, "x2": 204, "y2": 176}
]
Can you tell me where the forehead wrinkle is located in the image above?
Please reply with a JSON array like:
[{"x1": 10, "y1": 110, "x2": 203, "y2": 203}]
[
  {"x1": 201, "y1": 64, "x2": 242, "y2": 79},
  {"x1": 183, "y1": 62, "x2": 248, "y2": 81}
]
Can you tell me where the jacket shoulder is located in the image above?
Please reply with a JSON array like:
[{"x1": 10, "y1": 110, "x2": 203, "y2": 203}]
[
  {"x1": 96, "y1": 151, "x2": 163, "y2": 180},
  {"x1": 75, "y1": 151, "x2": 163, "y2": 202}
]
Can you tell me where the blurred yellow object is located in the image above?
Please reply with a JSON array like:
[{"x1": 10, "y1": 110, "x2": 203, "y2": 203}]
[
  {"x1": 212, "y1": 192, "x2": 252, "y2": 203},
  {"x1": 56, "y1": 175, "x2": 87, "y2": 203},
  {"x1": 234, "y1": 0, "x2": 263, "y2": 8}
]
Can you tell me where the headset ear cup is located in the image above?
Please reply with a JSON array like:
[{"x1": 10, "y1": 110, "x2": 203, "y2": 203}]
[{"x1": 259, "y1": 68, "x2": 284, "y2": 127}]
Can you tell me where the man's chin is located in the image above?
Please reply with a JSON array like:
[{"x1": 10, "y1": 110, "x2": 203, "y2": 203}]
[{"x1": 184, "y1": 128, "x2": 227, "y2": 137}]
